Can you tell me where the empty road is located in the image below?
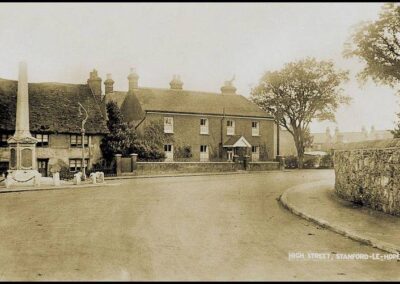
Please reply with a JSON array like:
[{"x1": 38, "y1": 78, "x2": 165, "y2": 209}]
[{"x1": 0, "y1": 170, "x2": 398, "y2": 280}]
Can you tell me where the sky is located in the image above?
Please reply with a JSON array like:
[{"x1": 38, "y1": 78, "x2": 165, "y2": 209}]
[{"x1": 0, "y1": 3, "x2": 398, "y2": 134}]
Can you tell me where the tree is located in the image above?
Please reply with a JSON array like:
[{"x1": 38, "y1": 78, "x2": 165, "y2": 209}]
[
  {"x1": 344, "y1": 3, "x2": 400, "y2": 137},
  {"x1": 391, "y1": 112, "x2": 400, "y2": 138},
  {"x1": 344, "y1": 3, "x2": 400, "y2": 88},
  {"x1": 251, "y1": 58, "x2": 350, "y2": 168},
  {"x1": 100, "y1": 101, "x2": 138, "y2": 162}
]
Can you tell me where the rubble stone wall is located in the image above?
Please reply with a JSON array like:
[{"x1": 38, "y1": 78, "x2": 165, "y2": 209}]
[{"x1": 334, "y1": 139, "x2": 400, "y2": 216}]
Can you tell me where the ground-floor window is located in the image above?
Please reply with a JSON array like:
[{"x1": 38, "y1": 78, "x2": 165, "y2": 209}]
[
  {"x1": 69, "y1": 158, "x2": 89, "y2": 172},
  {"x1": 164, "y1": 144, "x2": 173, "y2": 161},
  {"x1": 200, "y1": 145, "x2": 209, "y2": 162},
  {"x1": 252, "y1": 146, "x2": 260, "y2": 162}
]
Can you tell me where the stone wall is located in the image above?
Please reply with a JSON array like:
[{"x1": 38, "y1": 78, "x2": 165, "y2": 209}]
[
  {"x1": 134, "y1": 161, "x2": 279, "y2": 176},
  {"x1": 334, "y1": 139, "x2": 400, "y2": 216}
]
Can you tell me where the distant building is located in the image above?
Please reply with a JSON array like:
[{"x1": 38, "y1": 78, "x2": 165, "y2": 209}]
[{"x1": 279, "y1": 126, "x2": 393, "y2": 156}]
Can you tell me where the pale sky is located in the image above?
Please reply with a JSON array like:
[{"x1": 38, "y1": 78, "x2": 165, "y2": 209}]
[{"x1": 0, "y1": 3, "x2": 398, "y2": 133}]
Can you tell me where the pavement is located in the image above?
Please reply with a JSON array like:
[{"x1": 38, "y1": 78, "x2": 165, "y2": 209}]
[
  {"x1": 279, "y1": 180, "x2": 400, "y2": 254},
  {"x1": 0, "y1": 181, "x2": 119, "y2": 194},
  {"x1": 0, "y1": 170, "x2": 399, "y2": 281}
]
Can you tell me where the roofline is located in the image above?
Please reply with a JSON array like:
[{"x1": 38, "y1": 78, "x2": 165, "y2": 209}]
[{"x1": 145, "y1": 110, "x2": 274, "y2": 120}]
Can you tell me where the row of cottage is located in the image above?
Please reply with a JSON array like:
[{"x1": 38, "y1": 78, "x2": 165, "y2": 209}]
[{"x1": 0, "y1": 68, "x2": 277, "y2": 176}]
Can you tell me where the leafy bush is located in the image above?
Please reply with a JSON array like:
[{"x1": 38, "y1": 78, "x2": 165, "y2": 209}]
[
  {"x1": 319, "y1": 153, "x2": 334, "y2": 169},
  {"x1": 132, "y1": 119, "x2": 173, "y2": 161},
  {"x1": 284, "y1": 155, "x2": 298, "y2": 169},
  {"x1": 303, "y1": 156, "x2": 319, "y2": 169},
  {"x1": 174, "y1": 145, "x2": 193, "y2": 161}
]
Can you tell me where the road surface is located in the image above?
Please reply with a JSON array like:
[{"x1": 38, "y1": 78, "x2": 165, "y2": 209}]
[{"x1": 0, "y1": 170, "x2": 398, "y2": 280}]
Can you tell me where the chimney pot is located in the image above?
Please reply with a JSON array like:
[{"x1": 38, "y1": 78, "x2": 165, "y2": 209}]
[
  {"x1": 104, "y1": 73, "x2": 114, "y2": 95},
  {"x1": 170, "y1": 74, "x2": 183, "y2": 90},
  {"x1": 128, "y1": 68, "x2": 139, "y2": 91},
  {"x1": 221, "y1": 75, "x2": 237, "y2": 95}
]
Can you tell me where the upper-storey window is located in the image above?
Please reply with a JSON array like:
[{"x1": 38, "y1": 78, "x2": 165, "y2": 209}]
[
  {"x1": 164, "y1": 117, "x2": 174, "y2": 133},
  {"x1": 227, "y1": 120, "x2": 235, "y2": 135},
  {"x1": 0, "y1": 133, "x2": 11, "y2": 147},
  {"x1": 252, "y1": 121, "x2": 260, "y2": 136},
  {"x1": 70, "y1": 134, "x2": 89, "y2": 147},
  {"x1": 200, "y1": 118, "x2": 209, "y2": 135},
  {"x1": 33, "y1": 134, "x2": 49, "y2": 147}
]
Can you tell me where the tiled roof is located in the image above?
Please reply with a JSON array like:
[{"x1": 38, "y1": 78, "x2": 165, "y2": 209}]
[
  {"x1": 105, "y1": 87, "x2": 273, "y2": 119},
  {"x1": 0, "y1": 78, "x2": 108, "y2": 134}
]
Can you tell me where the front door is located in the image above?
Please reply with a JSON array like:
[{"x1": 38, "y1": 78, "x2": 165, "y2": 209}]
[{"x1": 37, "y1": 159, "x2": 48, "y2": 177}]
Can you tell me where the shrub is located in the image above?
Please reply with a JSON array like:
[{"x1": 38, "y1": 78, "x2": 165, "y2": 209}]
[
  {"x1": 320, "y1": 153, "x2": 334, "y2": 169},
  {"x1": 303, "y1": 156, "x2": 319, "y2": 169},
  {"x1": 284, "y1": 155, "x2": 298, "y2": 169},
  {"x1": 174, "y1": 145, "x2": 193, "y2": 161}
]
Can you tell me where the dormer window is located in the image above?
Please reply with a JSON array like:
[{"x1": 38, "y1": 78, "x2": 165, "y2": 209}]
[
  {"x1": 200, "y1": 118, "x2": 209, "y2": 135},
  {"x1": 164, "y1": 117, "x2": 174, "y2": 133},
  {"x1": 252, "y1": 121, "x2": 260, "y2": 136},
  {"x1": 227, "y1": 120, "x2": 235, "y2": 135}
]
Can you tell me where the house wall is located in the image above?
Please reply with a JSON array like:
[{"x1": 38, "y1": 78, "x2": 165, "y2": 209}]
[
  {"x1": 0, "y1": 133, "x2": 104, "y2": 174},
  {"x1": 137, "y1": 112, "x2": 276, "y2": 162}
]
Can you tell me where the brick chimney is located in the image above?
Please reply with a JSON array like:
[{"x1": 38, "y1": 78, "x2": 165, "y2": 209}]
[
  {"x1": 104, "y1": 73, "x2": 114, "y2": 95},
  {"x1": 127, "y1": 68, "x2": 139, "y2": 91},
  {"x1": 221, "y1": 76, "x2": 237, "y2": 95},
  {"x1": 87, "y1": 69, "x2": 102, "y2": 101},
  {"x1": 170, "y1": 75, "x2": 183, "y2": 90}
]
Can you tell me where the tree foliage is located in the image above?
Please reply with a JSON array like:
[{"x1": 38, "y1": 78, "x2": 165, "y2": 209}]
[
  {"x1": 344, "y1": 3, "x2": 400, "y2": 88},
  {"x1": 131, "y1": 120, "x2": 173, "y2": 161},
  {"x1": 391, "y1": 112, "x2": 400, "y2": 138},
  {"x1": 100, "y1": 101, "x2": 138, "y2": 162},
  {"x1": 251, "y1": 57, "x2": 350, "y2": 168}
]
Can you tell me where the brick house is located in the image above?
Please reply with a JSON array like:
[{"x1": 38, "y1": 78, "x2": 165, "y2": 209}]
[
  {"x1": 105, "y1": 70, "x2": 276, "y2": 162},
  {"x1": 0, "y1": 74, "x2": 108, "y2": 176}
]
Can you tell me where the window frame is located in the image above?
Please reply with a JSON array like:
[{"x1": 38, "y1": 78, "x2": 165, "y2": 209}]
[
  {"x1": 164, "y1": 117, "x2": 174, "y2": 133},
  {"x1": 33, "y1": 133, "x2": 50, "y2": 147},
  {"x1": 226, "y1": 120, "x2": 235, "y2": 135},
  {"x1": 70, "y1": 134, "x2": 89, "y2": 147},
  {"x1": 200, "y1": 118, "x2": 209, "y2": 135},
  {"x1": 69, "y1": 158, "x2": 89, "y2": 172},
  {"x1": 252, "y1": 121, "x2": 260, "y2": 136}
]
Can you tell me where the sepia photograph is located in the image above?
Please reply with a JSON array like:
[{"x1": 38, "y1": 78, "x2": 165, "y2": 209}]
[{"x1": 0, "y1": 2, "x2": 399, "y2": 281}]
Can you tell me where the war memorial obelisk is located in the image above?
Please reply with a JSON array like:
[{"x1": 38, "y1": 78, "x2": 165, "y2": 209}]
[{"x1": 6, "y1": 62, "x2": 41, "y2": 187}]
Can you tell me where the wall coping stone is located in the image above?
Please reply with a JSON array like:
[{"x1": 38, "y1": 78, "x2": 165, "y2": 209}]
[
  {"x1": 137, "y1": 161, "x2": 279, "y2": 164},
  {"x1": 333, "y1": 138, "x2": 400, "y2": 152}
]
